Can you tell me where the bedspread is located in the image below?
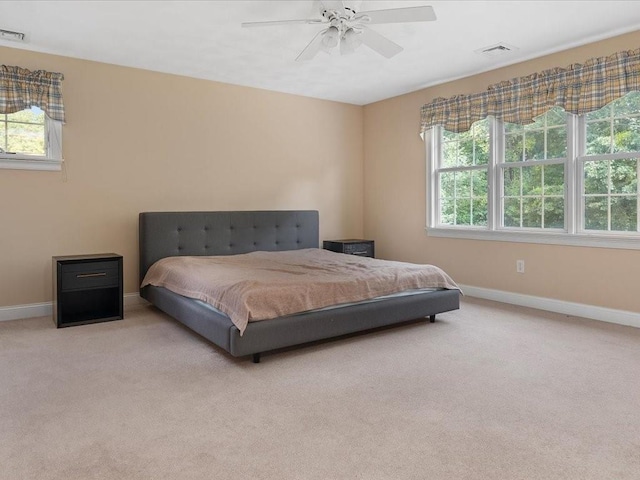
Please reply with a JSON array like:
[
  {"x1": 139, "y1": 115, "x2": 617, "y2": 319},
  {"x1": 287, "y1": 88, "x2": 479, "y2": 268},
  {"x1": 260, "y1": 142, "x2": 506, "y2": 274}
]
[{"x1": 141, "y1": 248, "x2": 459, "y2": 334}]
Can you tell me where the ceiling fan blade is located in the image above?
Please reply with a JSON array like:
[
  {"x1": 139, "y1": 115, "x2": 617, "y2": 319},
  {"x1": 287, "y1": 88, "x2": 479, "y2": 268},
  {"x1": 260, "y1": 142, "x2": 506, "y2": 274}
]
[
  {"x1": 242, "y1": 18, "x2": 326, "y2": 28},
  {"x1": 320, "y1": 0, "x2": 346, "y2": 15},
  {"x1": 295, "y1": 29, "x2": 328, "y2": 62},
  {"x1": 359, "y1": 26, "x2": 403, "y2": 59},
  {"x1": 356, "y1": 6, "x2": 436, "y2": 24}
]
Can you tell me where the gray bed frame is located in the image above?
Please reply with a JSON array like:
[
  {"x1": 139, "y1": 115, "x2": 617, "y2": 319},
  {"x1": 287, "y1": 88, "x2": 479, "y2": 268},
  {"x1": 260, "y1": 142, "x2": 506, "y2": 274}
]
[{"x1": 139, "y1": 210, "x2": 460, "y2": 362}]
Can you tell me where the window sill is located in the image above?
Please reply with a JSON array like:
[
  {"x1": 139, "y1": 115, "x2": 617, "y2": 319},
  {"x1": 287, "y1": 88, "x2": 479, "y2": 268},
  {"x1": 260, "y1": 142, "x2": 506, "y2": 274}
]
[
  {"x1": 426, "y1": 227, "x2": 640, "y2": 250},
  {"x1": 0, "y1": 156, "x2": 62, "y2": 171}
]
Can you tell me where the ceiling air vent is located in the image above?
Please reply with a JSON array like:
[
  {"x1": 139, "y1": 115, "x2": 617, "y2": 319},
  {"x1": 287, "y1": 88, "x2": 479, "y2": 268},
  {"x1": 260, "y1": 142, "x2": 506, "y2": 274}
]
[
  {"x1": 0, "y1": 28, "x2": 28, "y2": 43},
  {"x1": 475, "y1": 42, "x2": 518, "y2": 57}
]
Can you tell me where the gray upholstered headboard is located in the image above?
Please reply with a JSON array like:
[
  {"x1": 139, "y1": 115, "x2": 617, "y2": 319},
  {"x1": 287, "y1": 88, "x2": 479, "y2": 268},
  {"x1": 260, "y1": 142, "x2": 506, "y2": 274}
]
[{"x1": 139, "y1": 210, "x2": 319, "y2": 288}]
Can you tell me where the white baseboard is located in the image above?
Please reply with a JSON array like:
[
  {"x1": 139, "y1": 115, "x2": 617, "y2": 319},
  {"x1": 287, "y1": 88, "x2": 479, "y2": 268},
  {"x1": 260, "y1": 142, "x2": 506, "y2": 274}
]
[
  {"x1": 0, "y1": 293, "x2": 148, "y2": 322},
  {"x1": 0, "y1": 301, "x2": 52, "y2": 322},
  {"x1": 459, "y1": 284, "x2": 640, "y2": 329},
  {"x1": 123, "y1": 293, "x2": 150, "y2": 308},
  {"x1": 2, "y1": 288, "x2": 638, "y2": 330}
]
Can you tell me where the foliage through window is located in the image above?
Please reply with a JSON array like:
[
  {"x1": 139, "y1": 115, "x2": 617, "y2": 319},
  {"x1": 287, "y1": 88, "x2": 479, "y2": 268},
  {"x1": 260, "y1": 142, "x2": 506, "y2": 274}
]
[
  {"x1": 439, "y1": 121, "x2": 489, "y2": 226},
  {"x1": 501, "y1": 108, "x2": 567, "y2": 229},
  {"x1": 581, "y1": 92, "x2": 640, "y2": 232},
  {"x1": 428, "y1": 92, "x2": 640, "y2": 247},
  {"x1": 0, "y1": 106, "x2": 62, "y2": 170},
  {"x1": 0, "y1": 65, "x2": 65, "y2": 171},
  {"x1": 0, "y1": 106, "x2": 46, "y2": 156}
]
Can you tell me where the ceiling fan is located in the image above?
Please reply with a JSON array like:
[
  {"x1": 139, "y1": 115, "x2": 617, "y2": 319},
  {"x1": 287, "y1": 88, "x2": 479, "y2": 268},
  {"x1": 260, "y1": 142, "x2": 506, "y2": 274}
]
[{"x1": 241, "y1": 1, "x2": 436, "y2": 61}]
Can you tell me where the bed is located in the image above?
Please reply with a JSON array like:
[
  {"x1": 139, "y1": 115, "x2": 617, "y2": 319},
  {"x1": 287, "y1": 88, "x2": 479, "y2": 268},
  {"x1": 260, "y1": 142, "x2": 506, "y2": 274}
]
[{"x1": 139, "y1": 210, "x2": 460, "y2": 362}]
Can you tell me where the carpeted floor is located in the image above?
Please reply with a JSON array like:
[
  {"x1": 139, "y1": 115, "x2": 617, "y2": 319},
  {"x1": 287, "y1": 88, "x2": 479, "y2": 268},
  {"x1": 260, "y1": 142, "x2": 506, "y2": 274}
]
[{"x1": 1, "y1": 297, "x2": 639, "y2": 480}]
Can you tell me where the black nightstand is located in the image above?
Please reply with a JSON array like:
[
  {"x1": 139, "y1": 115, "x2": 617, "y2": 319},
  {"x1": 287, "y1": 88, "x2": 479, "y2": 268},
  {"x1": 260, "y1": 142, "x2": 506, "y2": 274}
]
[
  {"x1": 53, "y1": 253, "x2": 123, "y2": 328},
  {"x1": 323, "y1": 239, "x2": 375, "y2": 258}
]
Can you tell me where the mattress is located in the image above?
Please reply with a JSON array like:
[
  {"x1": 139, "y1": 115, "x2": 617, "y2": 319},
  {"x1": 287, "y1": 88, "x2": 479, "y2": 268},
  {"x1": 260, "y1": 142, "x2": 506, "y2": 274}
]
[
  {"x1": 141, "y1": 248, "x2": 460, "y2": 334},
  {"x1": 193, "y1": 287, "x2": 445, "y2": 317}
]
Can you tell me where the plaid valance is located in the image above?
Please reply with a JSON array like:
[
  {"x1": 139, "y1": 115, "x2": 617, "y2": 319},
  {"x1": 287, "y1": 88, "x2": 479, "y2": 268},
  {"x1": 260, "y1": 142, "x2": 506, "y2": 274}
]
[
  {"x1": 0, "y1": 65, "x2": 65, "y2": 122},
  {"x1": 420, "y1": 47, "x2": 640, "y2": 134}
]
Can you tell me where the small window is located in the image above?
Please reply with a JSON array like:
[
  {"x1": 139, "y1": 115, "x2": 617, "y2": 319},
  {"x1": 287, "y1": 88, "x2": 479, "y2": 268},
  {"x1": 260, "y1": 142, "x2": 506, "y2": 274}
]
[
  {"x1": 1, "y1": 106, "x2": 45, "y2": 155},
  {"x1": 0, "y1": 106, "x2": 62, "y2": 171}
]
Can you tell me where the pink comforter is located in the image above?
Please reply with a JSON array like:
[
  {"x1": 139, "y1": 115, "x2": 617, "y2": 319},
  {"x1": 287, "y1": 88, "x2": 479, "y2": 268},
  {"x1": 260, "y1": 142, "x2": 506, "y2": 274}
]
[{"x1": 141, "y1": 248, "x2": 459, "y2": 335}]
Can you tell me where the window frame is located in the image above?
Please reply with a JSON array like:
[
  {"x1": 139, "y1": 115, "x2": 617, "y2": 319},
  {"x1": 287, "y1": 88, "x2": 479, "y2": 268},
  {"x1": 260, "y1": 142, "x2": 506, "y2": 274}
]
[
  {"x1": 0, "y1": 112, "x2": 63, "y2": 171},
  {"x1": 576, "y1": 111, "x2": 640, "y2": 235},
  {"x1": 436, "y1": 121, "x2": 491, "y2": 229},
  {"x1": 426, "y1": 111, "x2": 640, "y2": 251}
]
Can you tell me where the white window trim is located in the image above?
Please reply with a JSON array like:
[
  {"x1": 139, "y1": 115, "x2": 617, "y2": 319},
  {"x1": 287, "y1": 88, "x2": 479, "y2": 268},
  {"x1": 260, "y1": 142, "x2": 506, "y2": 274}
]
[
  {"x1": 425, "y1": 226, "x2": 640, "y2": 250},
  {"x1": 0, "y1": 115, "x2": 63, "y2": 171},
  {"x1": 425, "y1": 117, "x2": 640, "y2": 251}
]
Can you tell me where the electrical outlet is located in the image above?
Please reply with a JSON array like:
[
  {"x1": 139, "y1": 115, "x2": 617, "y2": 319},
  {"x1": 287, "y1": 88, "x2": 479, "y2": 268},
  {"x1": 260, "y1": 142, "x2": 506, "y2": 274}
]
[{"x1": 516, "y1": 260, "x2": 525, "y2": 273}]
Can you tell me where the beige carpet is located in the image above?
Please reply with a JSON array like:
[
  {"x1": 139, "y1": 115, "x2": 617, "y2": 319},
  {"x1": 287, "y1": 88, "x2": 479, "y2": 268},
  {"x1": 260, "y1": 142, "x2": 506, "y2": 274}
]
[{"x1": 1, "y1": 297, "x2": 639, "y2": 480}]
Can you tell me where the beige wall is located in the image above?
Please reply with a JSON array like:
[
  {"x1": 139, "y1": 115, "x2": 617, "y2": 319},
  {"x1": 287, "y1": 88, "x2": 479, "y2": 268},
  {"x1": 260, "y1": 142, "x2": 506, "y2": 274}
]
[
  {"x1": 0, "y1": 47, "x2": 364, "y2": 306},
  {"x1": 363, "y1": 30, "x2": 640, "y2": 313},
  {"x1": 3, "y1": 31, "x2": 640, "y2": 314}
]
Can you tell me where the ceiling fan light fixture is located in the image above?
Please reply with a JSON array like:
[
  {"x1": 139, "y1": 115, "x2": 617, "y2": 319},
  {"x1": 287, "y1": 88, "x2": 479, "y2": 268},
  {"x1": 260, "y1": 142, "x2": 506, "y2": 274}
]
[
  {"x1": 321, "y1": 25, "x2": 340, "y2": 49},
  {"x1": 340, "y1": 27, "x2": 362, "y2": 55}
]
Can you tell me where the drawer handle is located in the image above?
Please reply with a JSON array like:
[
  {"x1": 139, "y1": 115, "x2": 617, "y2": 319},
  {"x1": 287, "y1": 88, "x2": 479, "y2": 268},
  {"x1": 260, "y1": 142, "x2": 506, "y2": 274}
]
[
  {"x1": 352, "y1": 251, "x2": 369, "y2": 255},
  {"x1": 76, "y1": 272, "x2": 107, "y2": 278}
]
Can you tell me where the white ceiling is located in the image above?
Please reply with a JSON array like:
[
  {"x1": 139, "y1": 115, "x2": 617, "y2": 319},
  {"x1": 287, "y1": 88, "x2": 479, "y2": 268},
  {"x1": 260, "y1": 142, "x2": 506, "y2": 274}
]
[{"x1": 1, "y1": 1, "x2": 640, "y2": 105}]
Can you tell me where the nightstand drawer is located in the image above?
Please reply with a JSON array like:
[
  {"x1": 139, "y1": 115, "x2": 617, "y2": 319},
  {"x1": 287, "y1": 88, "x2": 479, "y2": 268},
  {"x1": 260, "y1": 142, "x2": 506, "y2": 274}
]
[
  {"x1": 323, "y1": 239, "x2": 375, "y2": 258},
  {"x1": 60, "y1": 261, "x2": 120, "y2": 291},
  {"x1": 342, "y1": 243, "x2": 373, "y2": 256}
]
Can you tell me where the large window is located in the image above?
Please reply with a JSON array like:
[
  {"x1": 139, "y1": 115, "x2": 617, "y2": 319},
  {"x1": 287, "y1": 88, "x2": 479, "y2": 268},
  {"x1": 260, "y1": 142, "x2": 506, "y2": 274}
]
[{"x1": 427, "y1": 92, "x2": 640, "y2": 249}]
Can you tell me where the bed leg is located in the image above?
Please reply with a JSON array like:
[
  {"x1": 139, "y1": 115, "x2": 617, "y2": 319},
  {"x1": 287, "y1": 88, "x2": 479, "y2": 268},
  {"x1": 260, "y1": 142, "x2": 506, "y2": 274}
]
[
  {"x1": 252, "y1": 353, "x2": 261, "y2": 364},
  {"x1": 429, "y1": 314, "x2": 436, "y2": 323}
]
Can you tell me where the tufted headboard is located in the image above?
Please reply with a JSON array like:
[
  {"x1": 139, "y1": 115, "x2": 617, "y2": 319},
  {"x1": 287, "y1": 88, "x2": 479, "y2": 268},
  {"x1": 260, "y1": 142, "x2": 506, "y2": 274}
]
[{"x1": 139, "y1": 210, "x2": 319, "y2": 290}]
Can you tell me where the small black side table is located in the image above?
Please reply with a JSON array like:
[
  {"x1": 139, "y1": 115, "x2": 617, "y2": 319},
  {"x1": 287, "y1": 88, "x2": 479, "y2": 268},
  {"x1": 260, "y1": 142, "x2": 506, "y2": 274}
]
[
  {"x1": 323, "y1": 239, "x2": 375, "y2": 258},
  {"x1": 53, "y1": 253, "x2": 123, "y2": 328}
]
